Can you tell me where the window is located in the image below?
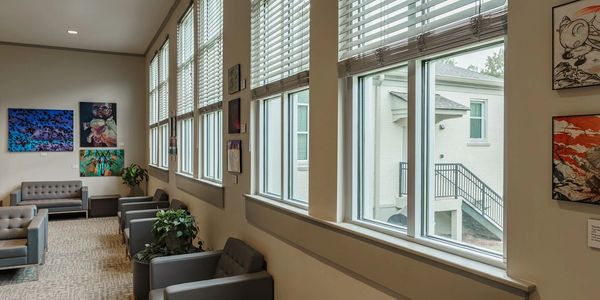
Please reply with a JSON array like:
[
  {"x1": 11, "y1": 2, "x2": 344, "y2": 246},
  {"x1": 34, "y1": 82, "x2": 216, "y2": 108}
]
[
  {"x1": 149, "y1": 40, "x2": 169, "y2": 168},
  {"x1": 341, "y1": 0, "x2": 507, "y2": 263},
  {"x1": 177, "y1": 7, "x2": 195, "y2": 175},
  {"x1": 251, "y1": 0, "x2": 310, "y2": 206},
  {"x1": 469, "y1": 100, "x2": 486, "y2": 140},
  {"x1": 198, "y1": 0, "x2": 224, "y2": 183}
]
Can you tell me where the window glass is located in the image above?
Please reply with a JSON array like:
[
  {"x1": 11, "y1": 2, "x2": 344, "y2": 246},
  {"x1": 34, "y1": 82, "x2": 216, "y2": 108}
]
[
  {"x1": 469, "y1": 101, "x2": 485, "y2": 139},
  {"x1": 263, "y1": 97, "x2": 282, "y2": 197},
  {"x1": 202, "y1": 110, "x2": 223, "y2": 182},
  {"x1": 150, "y1": 128, "x2": 159, "y2": 166},
  {"x1": 290, "y1": 90, "x2": 309, "y2": 202},
  {"x1": 160, "y1": 124, "x2": 169, "y2": 168},
  {"x1": 179, "y1": 118, "x2": 194, "y2": 175}
]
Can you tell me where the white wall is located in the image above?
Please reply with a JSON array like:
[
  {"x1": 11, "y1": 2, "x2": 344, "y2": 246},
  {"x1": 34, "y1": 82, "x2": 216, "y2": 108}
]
[{"x1": 0, "y1": 45, "x2": 146, "y2": 204}]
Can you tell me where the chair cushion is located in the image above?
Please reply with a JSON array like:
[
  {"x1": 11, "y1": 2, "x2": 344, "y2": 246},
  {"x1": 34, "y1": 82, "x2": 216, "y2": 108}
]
[
  {"x1": 152, "y1": 189, "x2": 169, "y2": 202},
  {"x1": 21, "y1": 181, "x2": 82, "y2": 200},
  {"x1": 0, "y1": 239, "x2": 27, "y2": 259},
  {"x1": 214, "y1": 238, "x2": 265, "y2": 278},
  {"x1": 149, "y1": 288, "x2": 164, "y2": 300},
  {"x1": 0, "y1": 206, "x2": 35, "y2": 239},
  {"x1": 18, "y1": 199, "x2": 82, "y2": 209}
]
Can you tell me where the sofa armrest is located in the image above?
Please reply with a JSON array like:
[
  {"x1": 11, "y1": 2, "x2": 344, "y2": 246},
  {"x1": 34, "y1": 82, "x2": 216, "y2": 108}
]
[
  {"x1": 27, "y1": 209, "x2": 48, "y2": 264},
  {"x1": 10, "y1": 189, "x2": 21, "y2": 206},
  {"x1": 150, "y1": 251, "x2": 223, "y2": 290},
  {"x1": 38, "y1": 209, "x2": 49, "y2": 251},
  {"x1": 118, "y1": 196, "x2": 153, "y2": 212},
  {"x1": 81, "y1": 186, "x2": 89, "y2": 210},
  {"x1": 129, "y1": 217, "x2": 157, "y2": 256},
  {"x1": 162, "y1": 271, "x2": 274, "y2": 300}
]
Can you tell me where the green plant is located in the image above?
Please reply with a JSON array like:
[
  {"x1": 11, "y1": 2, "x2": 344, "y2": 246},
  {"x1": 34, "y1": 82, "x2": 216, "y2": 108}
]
[
  {"x1": 134, "y1": 209, "x2": 202, "y2": 263},
  {"x1": 121, "y1": 163, "x2": 149, "y2": 187}
]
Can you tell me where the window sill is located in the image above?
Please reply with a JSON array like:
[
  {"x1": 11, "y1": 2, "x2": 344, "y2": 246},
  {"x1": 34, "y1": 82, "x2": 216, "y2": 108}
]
[
  {"x1": 148, "y1": 165, "x2": 169, "y2": 183},
  {"x1": 176, "y1": 173, "x2": 224, "y2": 208},
  {"x1": 244, "y1": 194, "x2": 535, "y2": 296},
  {"x1": 467, "y1": 141, "x2": 491, "y2": 147}
]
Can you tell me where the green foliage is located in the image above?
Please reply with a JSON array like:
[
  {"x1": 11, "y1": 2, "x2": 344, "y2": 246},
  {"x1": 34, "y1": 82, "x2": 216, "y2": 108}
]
[
  {"x1": 481, "y1": 49, "x2": 504, "y2": 78},
  {"x1": 121, "y1": 163, "x2": 149, "y2": 187},
  {"x1": 134, "y1": 209, "x2": 202, "y2": 264},
  {"x1": 439, "y1": 57, "x2": 457, "y2": 66}
]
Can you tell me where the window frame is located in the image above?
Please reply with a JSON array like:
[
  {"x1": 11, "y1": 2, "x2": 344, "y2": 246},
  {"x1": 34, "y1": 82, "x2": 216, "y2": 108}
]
[
  {"x1": 149, "y1": 39, "x2": 169, "y2": 170},
  {"x1": 469, "y1": 99, "x2": 487, "y2": 142},
  {"x1": 344, "y1": 39, "x2": 506, "y2": 268}
]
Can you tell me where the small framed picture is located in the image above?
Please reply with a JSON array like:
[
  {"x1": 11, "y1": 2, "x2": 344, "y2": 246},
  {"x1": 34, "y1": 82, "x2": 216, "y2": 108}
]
[
  {"x1": 227, "y1": 140, "x2": 242, "y2": 173},
  {"x1": 228, "y1": 64, "x2": 241, "y2": 94},
  {"x1": 228, "y1": 98, "x2": 241, "y2": 134}
]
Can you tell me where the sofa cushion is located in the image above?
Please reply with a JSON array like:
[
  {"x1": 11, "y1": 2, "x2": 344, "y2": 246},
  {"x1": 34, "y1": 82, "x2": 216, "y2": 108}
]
[
  {"x1": 18, "y1": 199, "x2": 82, "y2": 209},
  {"x1": 0, "y1": 206, "x2": 35, "y2": 239},
  {"x1": 0, "y1": 239, "x2": 28, "y2": 259},
  {"x1": 21, "y1": 181, "x2": 82, "y2": 201},
  {"x1": 214, "y1": 238, "x2": 265, "y2": 278}
]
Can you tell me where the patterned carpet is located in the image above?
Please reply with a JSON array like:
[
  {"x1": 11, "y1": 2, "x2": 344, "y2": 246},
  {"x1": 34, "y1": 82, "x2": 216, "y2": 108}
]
[{"x1": 0, "y1": 217, "x2": 133, "y2": 299}]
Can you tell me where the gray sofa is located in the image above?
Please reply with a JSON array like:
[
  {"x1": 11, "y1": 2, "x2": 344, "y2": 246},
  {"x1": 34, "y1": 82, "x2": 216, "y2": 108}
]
[
  {"x1": 117, "y1": 189, "x2": 169, "y2": 233},
  {"x1": 149, "y1": 238, "x2": 273, "y2": 300},
  {"x1": 0, "y1": 205, "x2": 48, "y2": 270},
  {"x1": 11, "y1": 181, "x2": 89, "y2": 217}
]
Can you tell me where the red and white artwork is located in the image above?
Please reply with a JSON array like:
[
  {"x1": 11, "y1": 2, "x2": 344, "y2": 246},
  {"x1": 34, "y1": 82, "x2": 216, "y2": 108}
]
[{"x1": 553, "y1": 114, "x2": 600, "y2": 203}]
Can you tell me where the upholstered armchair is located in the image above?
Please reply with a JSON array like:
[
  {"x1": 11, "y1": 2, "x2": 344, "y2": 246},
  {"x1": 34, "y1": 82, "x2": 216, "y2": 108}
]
[
  {"x1": 0, "y1": 205, "x2": 48, "y2": 270},
  {"x1": 148, "y1": 238, "x2": 273, "y2": 300},
  {"x1": 117, "y1": 189, "x2": 169, "y2": 233}
]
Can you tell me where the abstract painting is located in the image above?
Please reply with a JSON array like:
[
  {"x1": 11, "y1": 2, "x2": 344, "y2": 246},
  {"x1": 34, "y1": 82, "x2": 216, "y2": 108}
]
[
  {"x1": 79, "y1": 149, "x2": 124, "y2": 177},
  {"x1": 227, "y1": 140, "x2": 242, "y2": 173},
  {"x1": 80, "y1": 102, "x2": 117, "y2": 147},
  {"x1": 553, "y1": 115, "x2": 600, "y2": 204},
  {"x1": 228, "y1": 64, "x2": 240, "y2": 94},
  {"x1": 8, "y1": 108, "x2": 74, "y2": 152},
  {"x1": 553, "y1": 0, "x2": 600, "y2": 89},
  {"x1": 228, "y1": 98, "x2": 241, "y2": 134}
]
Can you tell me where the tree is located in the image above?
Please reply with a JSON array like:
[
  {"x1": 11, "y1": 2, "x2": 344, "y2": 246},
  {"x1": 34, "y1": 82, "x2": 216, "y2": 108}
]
[
  {"x1": 481, "y1": 49, "x2": 504, "y2": 78},
  {"x1": 467, "y1": 65, "x2": 479, "y2": 72},
  {"x1": 439, "y1": 57, "x2": 457, "y2": 66}
]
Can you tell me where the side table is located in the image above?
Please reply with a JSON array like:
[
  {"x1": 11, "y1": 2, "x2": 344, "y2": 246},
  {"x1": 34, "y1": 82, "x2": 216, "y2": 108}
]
[{"x1": 89, "y1": 194, "x2": 121, "y2": 218}]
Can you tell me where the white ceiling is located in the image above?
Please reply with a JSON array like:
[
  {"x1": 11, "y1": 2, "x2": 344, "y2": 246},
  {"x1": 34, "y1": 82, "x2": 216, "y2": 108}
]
[{"x1": 0, "y1": 0, "x2": 175, "y2": 55}]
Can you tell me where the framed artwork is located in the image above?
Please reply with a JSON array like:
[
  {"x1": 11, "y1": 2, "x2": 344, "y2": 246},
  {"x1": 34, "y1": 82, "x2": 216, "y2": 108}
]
[
  {"x1": 8, "y1": 108, "x2": 74, "y2": 152},
  {"x1": 79, "y1": 102, "x2": 117, "y2": 147},
  {"x1": 227, "y1": 140, "x2": 242, "y2": 173},
  {"x1": 79, "y1": 149, "x2": 125, "y2": 177},
  {"x1": 228, "y1": 98, "x2": 241, "y2": 134},
  {"x1": 228, "y1": 64, "x2": 241, "y2": 94},
  {"x1": 553, "y1": 114, "x2": 600, "y2": 204},
  {"x1": 553, "y1": 0, "x2": 600, "y2": 90}
]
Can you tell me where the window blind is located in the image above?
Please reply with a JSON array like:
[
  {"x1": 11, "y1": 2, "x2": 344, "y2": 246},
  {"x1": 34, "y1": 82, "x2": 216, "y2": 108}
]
[
  {"x1": 149, "y1": 56, "x2": 159, "y2": 125},
  {"x1": 158, "y1": 41, "x2": 169, "y2": 122},
  {"x1": 198, "y1": 0, "x2": 223, "y2": 108},
  {"x1": 338, "y1": 0, "x2": 507, "y2": 77},
  {"x1": 250, "y1": 0, "x2": 310, "y2": 99},
  {"x1": 177, "y1": 7, "x2": 195, "y2": 117}
]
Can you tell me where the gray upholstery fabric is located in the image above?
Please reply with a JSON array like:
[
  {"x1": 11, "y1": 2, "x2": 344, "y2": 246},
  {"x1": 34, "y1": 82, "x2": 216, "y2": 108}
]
[
  {"x1": 0, "y1": 239, "x2": 27, "y2": 259},
  {"x1": 129, "y1": 217, "x2": 156, "y2": 256},
  {"x1": 150, "y1": 252, "x2": 223, "y2": 290},
  {"x1": 161, "y1": 272, "x2": 274, "y2": 300},
  {"x1": 18, "y1": 199, "x2": 82, "y2": 208},
  {"x1": 0, "y1": 206, "x2": 35, "y2": 239},
  {"x1": 214, "y1": 238, "x2": 265, "y2": 278},
  {"x1": 117, "y1": 189, "x2": 169, "y2": 232},
  {"x1": 169, "y1": 199, "x2": 187, "y2": 210},
  {"x1": 21, "y1": 181, "x2": 82, "y2": 201},
  {"x1": 152, "y1": 189, "x2": 169, "y2": 202},
  {"x1": 149, "y1": 288, "x2": 165, "y2": 300}
]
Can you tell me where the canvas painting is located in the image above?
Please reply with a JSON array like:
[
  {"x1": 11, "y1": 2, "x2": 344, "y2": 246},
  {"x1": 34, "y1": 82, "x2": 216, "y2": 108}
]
[
  {"x1": 79, "y1": 149, "x2": 124, "y2": 177},
  {"x1": 80, "y1": 102, "x2": 117, "y2": 147},
  {"x1": 227, "y1": 140, "x2": 242, "y2": 173},
  {"x1": 553, "y1": 1, "x2": 600, "y2": 89},
  {"x1": 228, "y1": 64, "x2": 241, "y2": 94},
  {"x1": 553, "y1": 115, "x2": 600, "y2": 204},
  {"x1": 8, "y1": 108, "x2": 74, "y2": 152},
  {"x1": 228, "y1": 98, "x2": 241, "y2": 134}
]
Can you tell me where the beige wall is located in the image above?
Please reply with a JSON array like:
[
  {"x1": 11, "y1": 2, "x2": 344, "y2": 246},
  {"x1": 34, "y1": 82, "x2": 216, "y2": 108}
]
[{"x1": 0, "y1": 45, "x2": 146, "y2": 204}]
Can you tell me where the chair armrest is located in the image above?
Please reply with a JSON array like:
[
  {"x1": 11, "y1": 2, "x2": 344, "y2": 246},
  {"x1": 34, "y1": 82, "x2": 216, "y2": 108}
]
[
  {"x1": 118, "y1": 196, "x2": 153, "y2": 212},
  {"x1": 125, "y1": 209, "x2": 160, "y2": 228},
  {"x1": 10, "y1": 189, "x2": 21, "y2": 206},
  {"x1": 81, "y1": 186, "x2": 89, "y2": 210},
  {"x1": 27, "y1": 209, "x2": 48, "y2": 264},
  {"x1": 129, "y1": 217, "x2": 157, "y2": 256},
  {"x1": 38, "y1": 209, "x2": 49, "y2": 251},
  {"x1": 150, "y1": 251, "x2": 223, "y2": 290},
  {"x1": 163, "y1": 271, "x2": 274, "y2": 300},
  {"x1": 122, "y1": 202, "x2": 169, "y2": 214}
]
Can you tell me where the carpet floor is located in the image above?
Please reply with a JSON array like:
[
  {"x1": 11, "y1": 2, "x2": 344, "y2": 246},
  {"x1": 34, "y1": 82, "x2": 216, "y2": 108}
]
[{"x1": 0, "y1": 216, "x2": 133, "y2": 299}]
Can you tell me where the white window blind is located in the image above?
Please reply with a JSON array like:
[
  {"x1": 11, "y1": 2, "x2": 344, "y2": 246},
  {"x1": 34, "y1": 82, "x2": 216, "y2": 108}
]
[
  {"x1": 149, "y1": 56, "x2": 159, "y2": 125},
  {"x1": 338, "y1": 0, "x2": 507, "y2": 76},
  {"x1": 250, "y1": 0, "x2": 310, "y2": 99},
  {"x1": 158, "y1": 41, "x2": 169, "y2": 121},
  {"x1": 198, "y1": 0, "x2": 223, "y2": 108},
  {"x1": 177, "y1": 7, "x2": 195, "y2": 116}
]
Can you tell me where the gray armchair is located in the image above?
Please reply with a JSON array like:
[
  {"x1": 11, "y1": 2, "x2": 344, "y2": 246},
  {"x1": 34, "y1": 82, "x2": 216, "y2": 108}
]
[
  {"x1": 0, "y1": 205, "x2": 48, "y2": 270},
  {"x1": 149, "y1": 238, "x2": 273, "y2": 300},
  {"x1": 117, "y1": 189, "x2": 169, "y2": 233}
]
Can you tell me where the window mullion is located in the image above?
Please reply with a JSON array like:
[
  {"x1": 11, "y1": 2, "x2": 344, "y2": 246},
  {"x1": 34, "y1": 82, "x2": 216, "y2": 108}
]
[
  {"x1": 407, "y1": 59, "x2": 422, "y2": 238},
  {"x1": 281, "y1": 94, "x2": 288, "y2": 201}
]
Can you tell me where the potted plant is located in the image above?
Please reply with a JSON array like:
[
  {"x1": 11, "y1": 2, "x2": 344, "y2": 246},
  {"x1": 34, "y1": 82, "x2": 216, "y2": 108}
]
[
  {"x1": 121, "y1": 163, "x2": 149, "y2": 196},
  {"x1": 132, "y1": 209, "x2": 202, "y2": 300}
]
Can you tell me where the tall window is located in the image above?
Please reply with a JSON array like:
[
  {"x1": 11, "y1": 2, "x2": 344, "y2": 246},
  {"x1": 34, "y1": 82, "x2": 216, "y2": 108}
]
[
  {"x1": 341, "y1": 0, "x2": 507, "y2": 264},
  {"x1": 251, "y1": 0, "x2": 310, "y2": 206},
  {"x1": 177, "y1": 7, "x2": 195, "y2": 175},
  {"x1": 149, "y1": 40, "x2": 169, "y2": 168},
  {"x1": 198, "y1": 0, "x2": 223, "y2": 183}
]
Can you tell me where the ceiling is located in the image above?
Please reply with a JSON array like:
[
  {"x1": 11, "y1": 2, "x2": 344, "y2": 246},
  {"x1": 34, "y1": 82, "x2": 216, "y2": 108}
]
[{"x1": 0, "y1": 0, "x2": 175, "y2": 55}]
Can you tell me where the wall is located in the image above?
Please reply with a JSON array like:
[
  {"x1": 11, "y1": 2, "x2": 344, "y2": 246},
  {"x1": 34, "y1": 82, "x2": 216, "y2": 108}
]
[{"x1": 0, "y1": 45, "x2": 146, "y2": 204}]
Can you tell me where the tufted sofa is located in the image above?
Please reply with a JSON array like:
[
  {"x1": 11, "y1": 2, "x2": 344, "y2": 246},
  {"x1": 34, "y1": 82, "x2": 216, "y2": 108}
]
[
  {"x1": 0, "y1": 205, "x2": 48, "y2": 270},
  {"x1": 11, "y1": 181, "x2": 89, "y2": 217},
  {"x1": 148, "y1": 238, "x2": 273, "y2": 300}
]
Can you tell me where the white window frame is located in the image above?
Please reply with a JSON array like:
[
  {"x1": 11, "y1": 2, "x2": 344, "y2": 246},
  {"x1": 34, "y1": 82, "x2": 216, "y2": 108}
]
[
  {"x1": 177, "y1": 5, "x2": 196, "y2": 176},
  {"x1": 149, "y1": 40, "x2": 169, "y2": 169},
  {"x1": 345, "y1": 40, "x2": 506, "y2": 268},
  {"x1": 469, "y1": 99, "x2": 487, "y2": 142}
]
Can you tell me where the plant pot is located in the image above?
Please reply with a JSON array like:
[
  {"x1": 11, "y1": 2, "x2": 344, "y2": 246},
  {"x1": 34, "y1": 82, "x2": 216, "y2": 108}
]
[
  {"x1": 128, "y1": 185, "x2": 144, "y2": 197},
  {"x1": 132, "y1": 258, "x2": 150, "y2": 300}
]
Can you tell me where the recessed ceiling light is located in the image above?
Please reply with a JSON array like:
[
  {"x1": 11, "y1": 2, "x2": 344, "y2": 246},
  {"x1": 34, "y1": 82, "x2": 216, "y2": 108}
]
[{"x1": 67, "y1": 30, "x2": 78, "y2": 35}]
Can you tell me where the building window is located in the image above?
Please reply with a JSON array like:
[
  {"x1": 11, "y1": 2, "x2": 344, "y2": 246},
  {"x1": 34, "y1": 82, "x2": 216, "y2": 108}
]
[
  {"x1": 177, "y1": 6, "x2": 195, "y2": 176},
  {"x1": 149, "y1": 40, "x2": 169, "y2": 168},
  {"x1": 201, "y1": 110, "x2": 222, "y2": 182},
  {"x1": 469, "y1": 100, "x2": 486, "y2": 140}
]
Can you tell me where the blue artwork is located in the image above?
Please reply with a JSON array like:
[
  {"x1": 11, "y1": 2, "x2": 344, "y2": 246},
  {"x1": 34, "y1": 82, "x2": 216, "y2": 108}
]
[{"x1": 8, "y1": 108, "x2": 74, "y2": 152}]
